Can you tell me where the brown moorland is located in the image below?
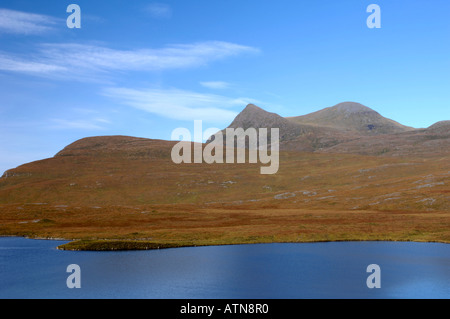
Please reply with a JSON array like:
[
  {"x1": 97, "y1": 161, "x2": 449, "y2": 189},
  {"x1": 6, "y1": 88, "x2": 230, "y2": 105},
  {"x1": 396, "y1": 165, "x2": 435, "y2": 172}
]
[{"x1": 0, "y1": 103, "x2": 449, "y2": 250}]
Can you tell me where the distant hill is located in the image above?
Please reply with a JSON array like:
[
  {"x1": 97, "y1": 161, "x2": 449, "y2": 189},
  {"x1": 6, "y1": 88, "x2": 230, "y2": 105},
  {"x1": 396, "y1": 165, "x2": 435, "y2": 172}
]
[
  {"x1": 217, "y1": 102, "x2": 449, "y2": 156},
  {"x1": 427, "y1": 120, "x2": 450, "y2": 133},
  {"x1": 55, "y1": 135, "x2": 176, "y2": 157},
  {"x1": 287, "y1": 102, "x2": 415, "y2": 135}
]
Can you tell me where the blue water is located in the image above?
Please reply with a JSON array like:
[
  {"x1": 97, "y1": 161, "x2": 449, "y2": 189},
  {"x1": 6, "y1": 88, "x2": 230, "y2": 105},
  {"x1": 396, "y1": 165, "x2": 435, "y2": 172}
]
[{"x1": 0, "y1": 237, "x2": 449, "y2": 299}]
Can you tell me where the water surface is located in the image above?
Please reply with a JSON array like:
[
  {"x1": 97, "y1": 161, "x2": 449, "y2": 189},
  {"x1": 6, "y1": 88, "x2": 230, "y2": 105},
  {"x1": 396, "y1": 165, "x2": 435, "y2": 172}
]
[{"x1": 0, "y1": 237, "x2": 449, "y2": 298}]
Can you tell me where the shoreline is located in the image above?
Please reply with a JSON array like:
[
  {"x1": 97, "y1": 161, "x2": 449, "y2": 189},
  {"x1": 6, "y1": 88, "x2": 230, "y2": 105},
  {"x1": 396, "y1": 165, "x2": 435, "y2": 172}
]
[{"x1": 2, "y1": 235, "x2": 448, "y2": 251}]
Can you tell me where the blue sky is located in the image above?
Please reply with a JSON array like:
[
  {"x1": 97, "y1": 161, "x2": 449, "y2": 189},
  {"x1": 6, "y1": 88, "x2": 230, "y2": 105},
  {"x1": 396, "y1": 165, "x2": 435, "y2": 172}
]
[{"x1": 0, "y1": 0, "x2": 449, "y2": 174}]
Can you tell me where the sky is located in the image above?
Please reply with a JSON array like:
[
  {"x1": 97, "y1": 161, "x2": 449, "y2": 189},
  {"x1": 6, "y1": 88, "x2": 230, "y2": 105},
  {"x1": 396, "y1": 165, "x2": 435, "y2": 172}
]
[{"x1": 0, "y1": 0, "x2": 449, "y2": 174}]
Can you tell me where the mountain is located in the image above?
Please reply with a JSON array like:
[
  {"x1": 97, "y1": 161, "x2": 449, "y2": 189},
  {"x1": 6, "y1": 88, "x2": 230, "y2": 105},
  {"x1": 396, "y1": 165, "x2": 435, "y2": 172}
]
[
  {"x1": 217, "y1": 102, "x2": 449, "y2": 156},
  {"x1": 211, "y1": 103, "x2": 359, "y2": 151},
  {"x1": 1, "y1": 103, "x2": 449, "y2": 247},
  {"x1": 225, "y1": 104, "x2": 308, "y2": 141},
  {"x1": 207, "y1": 104, "x2": 310, "y2": 149},
  {"x1": 287, "y1": 102, "x2": 414, "y2": 135}
]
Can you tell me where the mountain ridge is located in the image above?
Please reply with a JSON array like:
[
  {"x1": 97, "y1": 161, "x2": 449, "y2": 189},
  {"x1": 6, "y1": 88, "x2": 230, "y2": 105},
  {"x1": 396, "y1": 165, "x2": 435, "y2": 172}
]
[
  {"x1": 218, "y1": 102, "x2": 449, "y2": 156},
  {"x1": 1, "y1": 102, "x2": 449, "y2": 176},
  {"x1": 285, "y1": 101, "x2": 414, "y2": 134}
]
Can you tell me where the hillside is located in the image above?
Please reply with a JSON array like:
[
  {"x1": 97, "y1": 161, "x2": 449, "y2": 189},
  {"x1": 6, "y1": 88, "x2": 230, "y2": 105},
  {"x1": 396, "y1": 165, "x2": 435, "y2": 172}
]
[
  {"x1": 0, "y1": 103, "x2": 449, "y2": 249},
  {"x1": 287, "y1": 102, "x2": 415, "y2": 135},
  {"x1": 1, "y1": 132, "x2": 448, "y2": 208},
  {"x1": 427, "y1": 120, "x2": 450, "y2": 133},
  {"x1": 0, "y1": 135, "x2": 449, "y2": 247}
]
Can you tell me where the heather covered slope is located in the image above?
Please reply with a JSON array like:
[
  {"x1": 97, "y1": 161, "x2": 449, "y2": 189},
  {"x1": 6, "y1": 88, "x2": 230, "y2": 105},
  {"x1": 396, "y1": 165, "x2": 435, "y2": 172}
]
[
  {"x1": 317, "y1": 121, "x2": 450, "y2": 156},
  {"x1": 0, "y1": 135, "x2": 448, "y2": 246},
  {"x1": 0, "y1": 103, "x2": 449, "y2": 248},
  {"x1": 0, "y1": 135, "x2": 448, "y2": 210}
]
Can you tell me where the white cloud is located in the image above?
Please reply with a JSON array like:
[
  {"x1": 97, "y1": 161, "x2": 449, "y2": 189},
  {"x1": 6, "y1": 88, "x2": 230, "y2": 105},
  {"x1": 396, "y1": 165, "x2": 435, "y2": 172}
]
[
  {"x1": 103, "y1": 87, "x2": 259, "y2": 122},
  {"x1": 145, "y1": 3, "x2": 172, "y2": 18},
  {"x1": 0, "y1": 8, "x2": 60, "y2": 35},
  {"x1": 49, "y1": 118, "x2": 110, "y2": 130},
  {"x1": 200, "y1": 81, "x2": 231, "y2": 90},
  {"x1": 41, "y1": 41, "x2": 258, "y2": 71},
  {"x1": 0, "y1": 53, "x2": 66, "y2": 73},
  {"x1": 0, "y1": 41, "x2": 259, "y2": 79}
]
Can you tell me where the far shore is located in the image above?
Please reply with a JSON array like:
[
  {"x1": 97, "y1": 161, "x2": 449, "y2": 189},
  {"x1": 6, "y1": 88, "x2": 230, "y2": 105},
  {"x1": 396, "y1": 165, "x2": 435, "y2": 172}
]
[{"x1": 1, "y1": 235, "x2": 448, "y2": 251}]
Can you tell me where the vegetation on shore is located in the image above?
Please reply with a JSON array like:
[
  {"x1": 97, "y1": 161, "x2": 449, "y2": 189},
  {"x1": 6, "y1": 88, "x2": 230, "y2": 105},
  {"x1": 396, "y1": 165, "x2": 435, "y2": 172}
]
[
  {"x1": 2, "y1": 204, "x2": 448, "y2": 251},
  {"x1": 57, "y1": 240, "x2": 192, "y2": 251},
  {"x1": 56, "y1": 236, "x2": 450, "y2": 251}
]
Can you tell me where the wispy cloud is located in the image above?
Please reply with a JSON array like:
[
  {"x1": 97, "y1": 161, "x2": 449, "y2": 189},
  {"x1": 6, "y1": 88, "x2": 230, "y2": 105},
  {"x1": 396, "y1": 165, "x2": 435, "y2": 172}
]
[
  {"x1": 48, "y1": 118, "x2": 110, "y2": 130},
  {"x1": 0, "y1": 8, "x2": 61, "y2": 35},
  {"x1": 0, "y1": 53, "x2": 66, "y2": 73},
  {"x1": 200, "y1": 81, "x2": 231, "y2": 90},
  {"x1": 0, "y1": 41, "x2": 259, "y2": 80},
  {"x1": 145, "y1": 3, "x2": 172, "y2": 19},
  {"x1": 41, "y1": 41, "x2": 258, "y2": 71},
  {"x1": 103, "y1": 87, "x2": 259, "y2": 122}
]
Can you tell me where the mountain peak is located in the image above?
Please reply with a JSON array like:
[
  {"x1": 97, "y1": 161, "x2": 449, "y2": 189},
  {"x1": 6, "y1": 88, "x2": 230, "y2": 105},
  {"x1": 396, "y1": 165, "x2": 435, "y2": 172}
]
[
  {"x1": 239, "y1": 103, "x2": 268, "y2": 116},
  {"x1": 228, "y1": 104, "x2": 280, "y2": 128},
  {"x1": 244, "y1": 103, "x2": 261, "y2": 110},
  {"x1": 219, "y1": 104, "x2": 308, "y2": 142},
  {"x1": 288, "y1": 102, "x2": 413, "y2": 135},
  {"x1": 331, "y1": 102, "x2": 376, "y2": 114}
]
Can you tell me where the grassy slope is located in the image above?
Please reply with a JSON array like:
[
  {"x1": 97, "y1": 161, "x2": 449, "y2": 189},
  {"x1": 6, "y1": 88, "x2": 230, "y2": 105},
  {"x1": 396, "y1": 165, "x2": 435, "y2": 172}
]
[{"x1": 0, "y1": 140, "x2": 449, "y2": 250}]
